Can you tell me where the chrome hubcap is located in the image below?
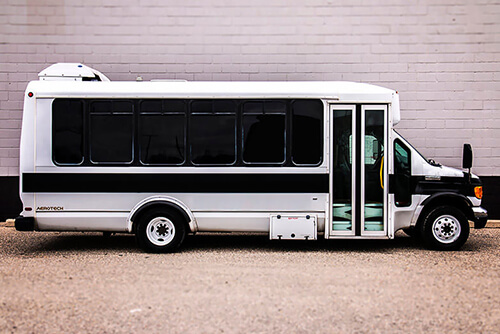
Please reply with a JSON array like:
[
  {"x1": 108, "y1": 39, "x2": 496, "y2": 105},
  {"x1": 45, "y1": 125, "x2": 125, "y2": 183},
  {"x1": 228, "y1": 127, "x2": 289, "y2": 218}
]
[
  {"x1": 146, "y1": 217, "x2": 175, "y2": 246},
  {"x1": 432, "y1": 215, "x2": 461, "y2": 244}
]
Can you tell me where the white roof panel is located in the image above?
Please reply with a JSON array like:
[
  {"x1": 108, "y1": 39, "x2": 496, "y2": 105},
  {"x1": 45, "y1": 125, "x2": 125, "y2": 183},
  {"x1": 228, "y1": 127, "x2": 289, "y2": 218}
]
[
  {"x1": 28, "y1": 80, "x2": 396, "y2": 103},
  {"x1": 27, "y1": 63, "x2": 400, "y2": 124}
]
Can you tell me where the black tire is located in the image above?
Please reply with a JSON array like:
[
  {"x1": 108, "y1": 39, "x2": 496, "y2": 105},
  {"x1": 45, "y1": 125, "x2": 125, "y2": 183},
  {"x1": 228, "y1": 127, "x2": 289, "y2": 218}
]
[
  {"x1": 419, "y1": 205, "x2": 469, "y2": 251},
  {"x1": 402, "y1": 228, "x2": 415, "y2": 237},
  {"x1": 402, "y1": 227, "x2": 422, "y2": 243},
  {"x1": 135, "y1": 209, "x2": 186, "y2": 253}
]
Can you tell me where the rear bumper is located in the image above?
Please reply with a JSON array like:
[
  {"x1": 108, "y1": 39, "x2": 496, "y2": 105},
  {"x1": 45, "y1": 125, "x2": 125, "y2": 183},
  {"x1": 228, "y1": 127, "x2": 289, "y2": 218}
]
[
  {"x1": 472, "y1": 207, "x2": 488, "y2": 229},
  {"x1": 15, "y1": 216, "x2": 35, "y2": 231}
]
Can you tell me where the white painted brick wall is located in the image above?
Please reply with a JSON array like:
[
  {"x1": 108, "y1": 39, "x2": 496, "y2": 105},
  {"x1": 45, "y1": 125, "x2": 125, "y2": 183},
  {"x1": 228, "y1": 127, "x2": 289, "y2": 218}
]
[{"x1": 1, "y1": 0, "x2": 499, "y2": 175}]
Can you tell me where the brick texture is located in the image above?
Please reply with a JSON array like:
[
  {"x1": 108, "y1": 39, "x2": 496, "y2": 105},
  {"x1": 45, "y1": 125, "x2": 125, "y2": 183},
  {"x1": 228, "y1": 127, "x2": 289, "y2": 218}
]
[{"x1": 1, "y1": 0, "x2": 499, "y2": 175}]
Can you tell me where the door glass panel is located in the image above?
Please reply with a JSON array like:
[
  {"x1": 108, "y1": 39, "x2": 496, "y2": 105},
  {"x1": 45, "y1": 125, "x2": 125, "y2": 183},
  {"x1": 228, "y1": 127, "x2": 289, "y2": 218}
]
[
  {"x1": 364, "y1": 109, "x2": 385, "y2": 231},
  {"x1": 332, "y1": 110, "x2": 353, "y2": 232}
]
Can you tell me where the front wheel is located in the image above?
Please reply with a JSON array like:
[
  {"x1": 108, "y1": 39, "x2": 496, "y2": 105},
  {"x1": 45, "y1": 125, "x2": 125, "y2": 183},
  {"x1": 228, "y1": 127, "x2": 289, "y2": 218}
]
[
  {"x1": 135, "y1": 209, "x2": 186, "y2": 253},
  {"x1": 420, "y1": 206, "x2": 470, "y2": 251},
  {"x1": 402, "y1": 228, "x2": 416, "y2": 237}
]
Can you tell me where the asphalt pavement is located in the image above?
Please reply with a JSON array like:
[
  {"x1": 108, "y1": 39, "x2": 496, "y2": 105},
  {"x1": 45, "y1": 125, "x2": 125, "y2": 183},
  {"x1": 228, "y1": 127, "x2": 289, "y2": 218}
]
[{"x1": 0, "y1": 227, "x2": 499, "y2": 333}]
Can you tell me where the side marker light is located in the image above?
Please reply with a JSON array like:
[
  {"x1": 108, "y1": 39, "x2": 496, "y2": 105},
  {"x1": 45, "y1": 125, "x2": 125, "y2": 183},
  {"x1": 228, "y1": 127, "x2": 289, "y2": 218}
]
[{"x1": 474, "y1": 186, "x2": 483, "y2": 200}]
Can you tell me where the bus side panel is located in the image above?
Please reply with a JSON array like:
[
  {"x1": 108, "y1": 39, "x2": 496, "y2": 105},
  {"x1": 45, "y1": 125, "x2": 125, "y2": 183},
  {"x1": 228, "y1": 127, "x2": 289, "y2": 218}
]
[
  {"x1": 31, "y1": 95, "x2": 328, "y2": 233},
  {"x1": 33, "y1": 193, "x2": 327, "y2": 232},
  {"x1": 36, "y1": 212, "x2": 130, "y2": 232},
  {"x1": 19, "y1": 86, "x2": 37, "y2": 218},
  {"x1": 35, "y1": 99, "x2": 53, "y2": 168},
  {"x1": 194, "y1": 212, "x2": 325, "y2": 233},
  {"x1": 391, "y1": 194, "x2": 429, "y2": 232}
]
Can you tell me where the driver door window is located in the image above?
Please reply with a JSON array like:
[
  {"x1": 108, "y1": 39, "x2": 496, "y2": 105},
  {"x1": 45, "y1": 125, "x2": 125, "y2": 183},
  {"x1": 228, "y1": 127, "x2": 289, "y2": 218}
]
[{"x1": 394, "y1": 139, "x2": 412, "y2": 207}]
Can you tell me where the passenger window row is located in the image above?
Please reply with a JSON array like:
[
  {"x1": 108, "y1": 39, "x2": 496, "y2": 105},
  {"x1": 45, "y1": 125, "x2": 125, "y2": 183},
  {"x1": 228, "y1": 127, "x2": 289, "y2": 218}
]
[{"x1": 52, "y1": 98, "x2": 324, "y2": 167}]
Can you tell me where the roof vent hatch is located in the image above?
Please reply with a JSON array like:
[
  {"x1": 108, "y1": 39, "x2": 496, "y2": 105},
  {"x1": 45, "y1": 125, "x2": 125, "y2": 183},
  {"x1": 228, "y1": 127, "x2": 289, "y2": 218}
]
[{"x1": 38, "y1": 63, "x2": 110, "y2": 82}]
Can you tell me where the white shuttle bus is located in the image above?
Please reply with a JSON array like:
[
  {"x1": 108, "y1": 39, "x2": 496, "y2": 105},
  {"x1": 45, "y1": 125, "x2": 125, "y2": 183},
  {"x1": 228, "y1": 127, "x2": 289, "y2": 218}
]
[{"x1": 15, "y1": 63, "x2": 488, "y2": 252}]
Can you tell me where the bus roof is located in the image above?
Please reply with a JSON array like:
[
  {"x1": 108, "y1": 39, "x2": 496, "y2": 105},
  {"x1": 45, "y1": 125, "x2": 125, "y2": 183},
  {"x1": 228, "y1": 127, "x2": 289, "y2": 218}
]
[
  {"x1": 28, "y1": 80, "x2": 396, "y2": 102},
  {"x1": 26, "y1": 63, "x2": 401, "y2": 124}
]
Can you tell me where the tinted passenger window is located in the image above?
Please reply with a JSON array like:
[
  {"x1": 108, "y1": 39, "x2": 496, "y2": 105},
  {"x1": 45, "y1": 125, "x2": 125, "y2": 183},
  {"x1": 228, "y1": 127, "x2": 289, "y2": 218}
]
[
  {"x1": 190, "y1": 100, "x2": 236, "y2": 165},
  {"x1": 291, "y1": 100, "x2": 323, "y2": 165},
  {"x1": 52, "y1": 99, "x2": 84, "y2": 164},
  {"x1": 243, "y1": 101, "x2": 286, "y2": 164},
  {"x1": 90, "y1": 101, "x2": 134, "y2": 163},
  {"x1": 139, "y1": 100, "x2": 186, "y2": 165}
]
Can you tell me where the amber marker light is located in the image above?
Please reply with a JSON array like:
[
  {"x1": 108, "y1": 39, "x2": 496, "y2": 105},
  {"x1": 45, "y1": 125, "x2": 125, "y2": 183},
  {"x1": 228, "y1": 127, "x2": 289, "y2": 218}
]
[{"x1": 474, "y1": 186, "x2": 483, "y2": 200}]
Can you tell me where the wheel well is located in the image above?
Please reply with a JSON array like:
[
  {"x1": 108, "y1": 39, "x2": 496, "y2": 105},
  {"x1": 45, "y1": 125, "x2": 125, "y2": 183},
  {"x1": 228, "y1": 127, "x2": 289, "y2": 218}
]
[
  {"x1": 131, "y1": 202, "x2": 191, "y2": 234},
  {"x1": 416, "y1": 195, "x2": 473, "y2": 228}
]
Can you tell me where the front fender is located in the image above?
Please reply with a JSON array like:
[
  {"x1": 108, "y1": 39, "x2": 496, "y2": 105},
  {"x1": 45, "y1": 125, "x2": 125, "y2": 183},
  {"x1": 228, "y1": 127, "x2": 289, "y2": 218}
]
[{"x1": 412, "y1": 192, "x2": 474, "y2": 227}]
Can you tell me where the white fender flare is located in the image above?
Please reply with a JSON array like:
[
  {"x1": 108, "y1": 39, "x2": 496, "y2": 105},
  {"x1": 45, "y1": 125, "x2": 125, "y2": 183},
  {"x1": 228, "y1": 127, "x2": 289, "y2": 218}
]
[{"x1": 127, "y1": 196, "x2": 198, "y2": 233}]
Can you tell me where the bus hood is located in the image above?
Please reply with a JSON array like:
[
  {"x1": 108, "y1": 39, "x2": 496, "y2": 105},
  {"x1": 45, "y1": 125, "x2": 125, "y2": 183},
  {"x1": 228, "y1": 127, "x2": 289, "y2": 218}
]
[{"x1": 422, "y1": 163, "x2": 479, "y2": 180}]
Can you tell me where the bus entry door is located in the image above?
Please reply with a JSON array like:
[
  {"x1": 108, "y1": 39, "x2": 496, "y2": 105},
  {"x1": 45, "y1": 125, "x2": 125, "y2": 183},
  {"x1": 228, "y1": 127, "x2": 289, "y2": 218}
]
[{"x1": 328, "y1": 104, "x2": 388, "y2": 237}]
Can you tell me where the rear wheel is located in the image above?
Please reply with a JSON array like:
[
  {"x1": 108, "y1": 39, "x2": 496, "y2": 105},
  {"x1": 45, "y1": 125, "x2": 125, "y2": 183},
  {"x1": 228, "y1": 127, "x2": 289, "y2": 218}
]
[
  {"x1": 135, "y1": 209, "x2": 186, "y2": 253},
  {"x1": 420, "y1": 205, "x2": 469, "y2": 251}
]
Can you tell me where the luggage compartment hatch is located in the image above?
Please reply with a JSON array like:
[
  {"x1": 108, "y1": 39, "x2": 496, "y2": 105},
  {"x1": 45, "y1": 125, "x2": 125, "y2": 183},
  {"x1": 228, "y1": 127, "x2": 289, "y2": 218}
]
[{"x1": 270, "y1": 214, "x2": 317, "y2": 240}]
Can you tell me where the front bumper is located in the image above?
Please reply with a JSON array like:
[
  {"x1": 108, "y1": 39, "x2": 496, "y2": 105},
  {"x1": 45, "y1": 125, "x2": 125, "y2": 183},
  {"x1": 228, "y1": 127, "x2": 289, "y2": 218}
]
[{"x1": 472, "y1": 207, "x2": 488, "y2": 229}]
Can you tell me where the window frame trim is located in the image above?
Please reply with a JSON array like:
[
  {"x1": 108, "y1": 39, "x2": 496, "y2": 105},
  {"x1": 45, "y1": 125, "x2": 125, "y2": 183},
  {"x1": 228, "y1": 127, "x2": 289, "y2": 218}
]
[
  {"x1": 290, "y1": 99, "x2": 324, "y2": 167},
  {"x1": 51, "y1": 98, "x2": 325, "y2": 168},
  {"x1": 394, "y1": 138, "x2": 412, "y2": 207},
  {"x1": 88, "y1": 100, "x2": 135, "y2": 165},
  {"x1": 138, "y1": 99, "x2": 187, "y2": 166},
  {"x1": 241, "y1": 100, "x2": 288, "y2": 166},
  {"x1": 51, "y1": 99, "x2": 85, "y2": 166},
  {"x1": 189, "y1": 99, "x2": 238, "y2": 166}
]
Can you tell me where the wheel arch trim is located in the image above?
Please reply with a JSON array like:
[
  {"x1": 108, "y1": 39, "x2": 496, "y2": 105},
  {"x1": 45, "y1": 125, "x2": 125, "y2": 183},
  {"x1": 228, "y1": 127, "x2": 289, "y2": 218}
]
[
  {"x1": 412, "y1": 192, "x2": 474, "y2": 227},
  {"x1": 420, "y1": 192, "x2": 473, "y2": 207},
  {"x1": 127, "y1": 196, "x2": 197, "y2": 233}
]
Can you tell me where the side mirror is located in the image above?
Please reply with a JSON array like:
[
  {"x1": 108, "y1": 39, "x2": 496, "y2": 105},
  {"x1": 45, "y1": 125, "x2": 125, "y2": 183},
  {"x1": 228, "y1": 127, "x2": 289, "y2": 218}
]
[{"x1": 463, "y1": 143, "x2": 473, "y2": 169}]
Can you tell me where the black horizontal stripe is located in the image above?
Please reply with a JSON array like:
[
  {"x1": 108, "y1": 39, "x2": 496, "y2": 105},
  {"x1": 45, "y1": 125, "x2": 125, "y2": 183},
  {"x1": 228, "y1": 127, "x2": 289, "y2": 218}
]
[
  {"x1": 388, "y1": 174, "x2": 480, "y2": 197},
  {"x1": 414, "y1": 175, "x2": 480, "y2": 197},
  {"x1": 23, "y1": 173, "x2": 329, "y2": 193}
]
